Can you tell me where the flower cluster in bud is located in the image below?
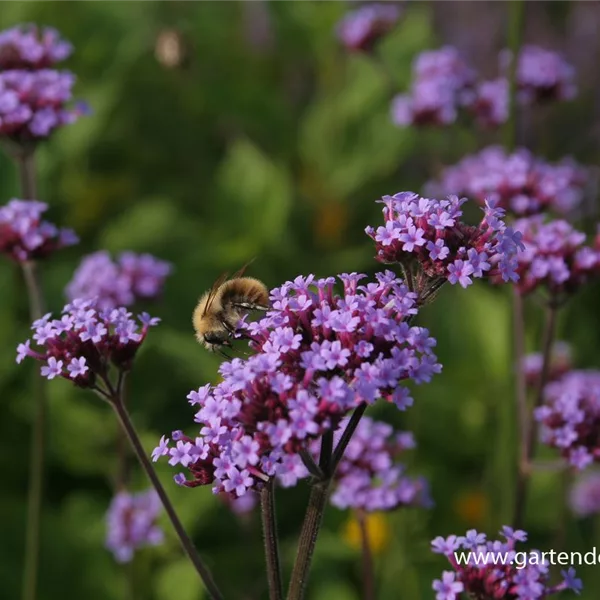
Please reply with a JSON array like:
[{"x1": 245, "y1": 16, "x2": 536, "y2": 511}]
[
  {"x1": 153, "y1": 272, "x2": 440, "y2": 497},
  {"x1": 0, "y1": 69, "x2": 87, "y2": 140},
  {"x1": 365, "y1": 192, "x2": 523, "y2": 298},
  {"x1": 521, "y1": 342, "x2": 572, "y2": 389},
  {"x1": 329, "y1": 417, "x2": 431, "y2": 512},
  {"x1": 432, "y1": 527, "x2": 582, "y2": 600},
  {"x1": 426, "y1": 146, "x2": 587, "y2": 217},
  {"x1": 391, "y1": 47, "x2": 475, "y2": 127},
  {"x1": 505, "y1": 45, "x2": 577, "y2": 104},
  {"x1": 335, "y1": 3, "x2": 401, "y2": 52},
  {"x1": 393, "y1": 45, "x2": 576, "y2": 129},
  {"x1": 510, "y1": 217, "x2": 600, "y2": 297},
  {"x1": 0, "y1": 24, "x2": 72, "y2": 69},
  {"x1": 105, "y1": 489, "x2": 164, "y2": 563},
  {"x1": 0, "y1": 199, "x2": 77, "y2": 262},
  {"x1": 535, "y1": 370, "x2": 600, "y2": 470},
  {"x1": 66, "y1": 250, "x2": 172, "y2": 310},
  {"x1": 569, "y1": 471, "x2": 600, "y2": 518},
  {"x1": 16, "y1": 298, "x2": 160, "y2": 388}
]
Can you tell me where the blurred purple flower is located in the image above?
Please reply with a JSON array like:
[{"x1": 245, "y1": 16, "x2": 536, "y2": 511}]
[
  {"x1": 16, "y1": 298, "x2": 160, "y2": 386},
  {"x1": 365, "y1": 191, "x2": 523, "y2": 300},
  {"x1": 0, "y1": 69, "x2": 86, "y2": 142},
  {"x1": 535, "y1": 370, "x2": 600, "y2": 470},
  {"x1": 66, "y1": 250, "x2": 172, "y2": 310},
  {"x1": 432, "y1": 527, "x2": 583, "y2": 599},
  {"x1": 509, "y1": 217, "x2": 600, "y2": 296},
  {"x1": 426, "y1": 146, "x2": 587, "y2": 217},
  {"x1": 502, "y1": 45, "x2": 577, "y2": 104},
  {"x1": 329, "y1": 416, "x2": 431, "y2": 512},
  {"x1": 0, "y1": 198, "x2": 77, "y2": 262},
  {"x1": 336, "y1": 3, "x2": 401, "y2": 52},
  {"x1": 0, "y1": 24, "x2": 72, "y2": 70},
  {"x1": 391, "y1": 47, "x2": 475, "y2": 127},
  {"x1": 570, "y1": 471, "x2": 600, "y2": 517},
  {"x1": 105, "y1": 489, "x2": 164, "y2": 563},
  {"x1": 155, "y1": 272, "x2": 440, "y2": 497}
]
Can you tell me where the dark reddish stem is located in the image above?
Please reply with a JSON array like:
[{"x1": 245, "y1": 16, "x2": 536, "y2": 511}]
[
  {"x1": 260, "y1": 479, "x2": 283, "y2": 600},
  {"x1": 110, "y1": 394, "x2": 223, "y2": 600},
  {"x1": 357, "y1": 510, "x2": 376, "y2": 600}
]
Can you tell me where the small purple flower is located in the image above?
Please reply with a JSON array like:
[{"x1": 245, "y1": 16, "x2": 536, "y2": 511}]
[
  {"x1": 105, "y1": 489, "x2": 163, "y2": 563},
  {"x1": 569, "y1": 471, "x2": 600, "y2": 517},
  {"x1": 17, "y1": 298, "x2": 159, "y2": 389},
  {"x1": 432, "y1": 571, "x2": 464, "y2": 600},
  {"x1": 0, "y1": 199, "x2": 77, "y2": 262},
  {"x1": 0, "y1": 24, "x2": 72, "y2": 69},
  {"x1": 561, "y1": 567, "x2": 583, "y2": 595},
  {"x1": 336, "y1": 3, "x2": 401, "y2": 52}
]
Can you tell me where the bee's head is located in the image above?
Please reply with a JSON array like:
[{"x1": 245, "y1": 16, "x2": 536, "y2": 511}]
[{"x1": 203, "y1": 331, "x2": 232, "y2": 351}]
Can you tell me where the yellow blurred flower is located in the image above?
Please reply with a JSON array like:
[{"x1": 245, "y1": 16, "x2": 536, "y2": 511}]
[
  {"x1": 454, "y1": 489, "x2": 488, "y2": 526},
  {"x1": 343, "y1": 511, "x2": 391, "y2": 554}
]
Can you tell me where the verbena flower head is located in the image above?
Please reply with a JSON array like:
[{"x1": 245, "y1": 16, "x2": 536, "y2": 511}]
[
  {"x1": 510, "y1": 217, "x2": 600, "y2": 298},
  {"x1": 0, "y1": 24, "x2": 72, "y2": 69},
  {"x1": 522, "y1": 342, "x2": 572, "y2": 389},
  {"x1": 154, "y1": 272, "x2": 440, "y2": 497},
  {"x1": 0, "y1": 69, "x2": 87, "y2": 142},
  {"x1": 535, "y1": 370, "x2": 600, "y2": 470},
  {"x1": 462, "y1": 78, "x2": 509, "y2": 128},
  {"x1": 365, "y1": 191, "x2": 523, "y2": 300},
  {"x1": 0, "y1": 198, "x2": 77, "y2": 262},
  {"x1": 329, "y1": 416, "x2": 431, "y2": 512},
  {"x1": 432, "y1": 527, "x2": 583, "y2": 599},
  {"x1": 502, "y1": 45, "x2": 577, "y2": 104},
  {"x1": 336, "y1": 3, "x2": 401, "y2": 52},
  {"x1": 569, "y1": 471, "x2": 600, "y2": 517},
  {"x1": 105, "y1": 489, "x2": 164, "y2": 563},
  {"x1": 66, "y1": 250, "x2": 172, "y2": 310},
  {"x1": 426, "y1": 146, "x2": 587, "y2": 217},
  {"x1": 16, "y1": 298, "x2": 160, "y2": 389},
  {"x1": 391, "y1": 47, "x2": 475, "y2": 127}
]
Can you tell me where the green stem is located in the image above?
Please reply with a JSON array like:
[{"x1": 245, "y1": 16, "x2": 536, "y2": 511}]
[
  {"x1": 286, "y1": 481, "x2": 331, "y2": 600},
  {"x1": 110, "y1": 396, "x2": 224, "y2": 600},
  {"x1": 513, "y1": 302, "x2": 558, "y2": 529},
  {"x1": 19, "y1": 149, "x2": 46, "y2": 600},
  {"x1": 504, "y1": 0, "x2": 525, "y2": 152},
  {"x1": 260, "y1": 479, "x2": 283, "y2": 600}
]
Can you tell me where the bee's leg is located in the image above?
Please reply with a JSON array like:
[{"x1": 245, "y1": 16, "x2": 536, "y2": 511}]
[{"x1": 232, "y1": 302, "x2": 269, "y2": 311}]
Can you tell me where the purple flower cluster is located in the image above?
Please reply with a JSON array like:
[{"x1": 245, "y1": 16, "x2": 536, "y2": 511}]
[
  {"x1": 535, "y1": 370, "x2": 600, "y2": 470},
  {"x1": 105, "y1": 489, "x2": 164, "y2": 563},
  {"x1": 365, "y1": 192, "x2": 523, "y2": 298},
  {"x1": 391, "y1": 46, "x2": 475, "y2": 127},
  {"x1": 505, "y1": 45, "x2": 577, "y2": 104},
  {"x1": 0, "y1": 24, "x2": 72, "y2": 69},
  {"x1": 510, "y1": 217, "x2": 600, "y2": 297},
  {"x1": 335, "y1": 3, "x2": 401, "y2": 52},
  {"x1": 569, "y1": 471, "x2": 600, "y2": 517},
  {"x1": 432, "y1": 527, "x2": 582, "y2": 600},
  {"x1": 521, "y1": 342, "x2": 572, "y2": 389},
  {"x1": 153, "y1": 272, "x2": 440, "y2": 497},
  {"x1": 0, "y1": 199, "x2": 77, "y2": 262},
  {"x1": 329, "y1": 416, "x2": 431, "y2": 512},
  {"x1": 16, "y1": 298, "x2": 160, "y2": 387},
  {"x1": 426, "y1": 146, "x2": 587, "y2": 217},
  {"x1": 393, "y1": 45, "x2": 576, "y2": 129},
  {"x1": 0, "y1": 69, "x2": 87, "y2": 140},
  {"x1": 66, "y1": 250, "x2": 172, "y2": 310}
]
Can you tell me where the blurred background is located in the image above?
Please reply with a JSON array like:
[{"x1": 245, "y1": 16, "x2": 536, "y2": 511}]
[{"x1": 1, "y1": 1, "x2": 600, "y2": 599}]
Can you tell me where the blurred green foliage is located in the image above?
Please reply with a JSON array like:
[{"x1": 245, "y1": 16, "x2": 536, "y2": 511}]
[{"x1": 1, "y1": 2, "x2": 600, "y2": 599}]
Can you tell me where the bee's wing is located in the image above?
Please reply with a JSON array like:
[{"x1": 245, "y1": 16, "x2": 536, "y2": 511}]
[
  {"x1": 231, "y1": 258, "x2": 255, "y2": 280},
  {"x1": 202, "y1": 271, "x2": 230, "y2": 316}
]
